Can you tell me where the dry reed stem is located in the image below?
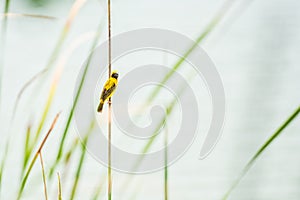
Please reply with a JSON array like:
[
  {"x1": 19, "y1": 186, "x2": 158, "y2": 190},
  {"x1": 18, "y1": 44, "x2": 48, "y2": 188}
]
[
  {"x1": 57, "y1": 173, "x2": 62, "y2": 200},
  {"x1": 17, "y1": 112, "x2": 61, "y2": 200},
  {"x1": 39, "y1": 152, "x2": 48, "y2": 200},
  {"x1": 0, "y1": 13, "x2": 57, "y2": 20},
  {"x1": 107, "y1": 0, "x2": 113, "y2": 200}
]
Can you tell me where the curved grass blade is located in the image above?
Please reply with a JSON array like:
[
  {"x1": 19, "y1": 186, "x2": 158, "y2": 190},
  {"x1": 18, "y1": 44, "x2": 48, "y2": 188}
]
[
  {"x1": 17, "y1": 112, "x2": 61, "y2": 200},
  {"x1": 0, "y1": 0, "x2": 10, "y2": 188},
  {"x1": 221, "y1": 105, "x2": 300, "y2": 200},
  {"x1": 141, "y1": 72, "x2": 196, "y2": 160},
  {"x1": 18, "y1": 68, "x2": 61, "y2": 179},
  {"x1": 12, "y1": 0, "x2": 87, "y2": 122},
  {"x1": 7, "y1": 13, "x2": 92, "y2": 176},
  {"x1": 139, "y1": 78, "x2": 187, "y2": 162},
  {"x1": 32, "y1": 73, "x2": 59, "y2": 147},
  {"x1": 0, "y1": 13, "x2": 57, "y2": 20},
  {"x1": 49, "y1": 22, "x2": 103, "y2": 178},
  {"x1": 121, "y1": 73, "x2": 195, "y2": 192},
  {"x1": 164, "y1": 125, "x2": 168, "y2": 200},
  {"x1": 123, "y1": 0, "x2": 252, "y2": 192},
  {"x1": 0, "y1": 0, "x2": 11, "y2": 110},
  {"x1": 146, "y1": 0, "x2": 236, "y2": 104},
  {"x1": 17, "y1": 31, "x2": 97, "y2": 178},
  {"x1": 3, "y1": 0, "x2": 10, "y2": 13},
  {"x1": 21, "y1": 124, "x2": 33, "y2": 179},
  {"x1": 123, "y1": 0, "x2": 253, "y2": 187}
]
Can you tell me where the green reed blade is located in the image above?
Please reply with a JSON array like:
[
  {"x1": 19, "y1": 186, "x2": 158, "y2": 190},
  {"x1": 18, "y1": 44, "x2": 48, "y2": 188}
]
[{"x1": 221, "y1": 105, "x2": 300, "y2": 200}]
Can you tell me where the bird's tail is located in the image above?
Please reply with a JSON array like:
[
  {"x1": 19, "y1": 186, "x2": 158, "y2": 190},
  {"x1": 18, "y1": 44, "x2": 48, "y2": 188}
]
[{"x1": 97, "y1": 100, "x2": 104, "y2": 112}]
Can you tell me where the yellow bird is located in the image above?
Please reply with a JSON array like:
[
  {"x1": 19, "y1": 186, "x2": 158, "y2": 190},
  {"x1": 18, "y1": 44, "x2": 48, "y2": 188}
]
[{"x1": 97, "y1": 70, "x2": 119, "y2": 112}]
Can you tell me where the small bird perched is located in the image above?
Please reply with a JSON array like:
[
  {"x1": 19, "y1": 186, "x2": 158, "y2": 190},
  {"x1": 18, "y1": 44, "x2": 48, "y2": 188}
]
[{"x1": 97, "y1": 70, "x2": 119, "y2": 112}]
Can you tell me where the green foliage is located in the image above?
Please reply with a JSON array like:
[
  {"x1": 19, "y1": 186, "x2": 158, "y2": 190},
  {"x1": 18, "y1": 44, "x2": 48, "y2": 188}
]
[
  {"x1": 49, "y1": 22, "x2": 104, "y2": 178},
  {"x1": 17, "y1": 113, "x2": 60, "y2": 200},
  {"x1": 146, "y1": 0, "x2": 235, "y2": 104},
  {"x1": 221, "y1": 106, "x2": 300, "y2": 200}
]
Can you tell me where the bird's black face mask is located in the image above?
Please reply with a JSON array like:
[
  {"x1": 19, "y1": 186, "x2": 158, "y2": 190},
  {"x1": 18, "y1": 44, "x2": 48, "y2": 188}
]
[{"x1": 112, "y1": 73, "x2": 119, "y2": 79}]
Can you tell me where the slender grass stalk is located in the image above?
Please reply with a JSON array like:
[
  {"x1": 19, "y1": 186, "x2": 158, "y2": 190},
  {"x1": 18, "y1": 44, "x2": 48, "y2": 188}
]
[
  {"x1": 122, "y1": 0, "x2": 247, "y2": 194},
  {"x1": 12, "y1": 0, "x2": 87, "y2": 121},
  {"x1": 107, "y1": 0, "x2": 113, "y2": 199},
  {"x1": 163, "y1": 51, "x2": 169, "y2": 200},
  {"x1": 119, "y1": 0, "x2": 252, "y2": 194},
  {"x1": 27, "y1": 32, "x2": 97, "y2": 160},
  {"x1": 146, "y1": 0, "x2": 236, "y2": 104},
  {"x1": 20, "y1": 69, "x2": 60, "y2": 178},
  {"x1": 0, "y1": 13, "x2": 56, "y2": 20},
  {"x1": 164, "y1": 125, "x2": 168, "y2": 200},
  {"x1": 0, "y1": 0, "x2": 10, "y2": 109},
  {"x1": 69, "y1": 121, "x2": 95, "y2": 200},
  {"x1": 0, "y1": 0, "x2": 13, "y2": 184},
  {"x1": 0, "y1": 29, "x2": 97, "y2": 196},
  {"x1": 0, "y1": 4, "x2": 55, "y2": 110},
  {"x1": 221, "y1": 105, "x2": 300, "y2": 200},
  {"x1": 7, "y1": 0, "x2": 91, "y2": 185},
  {"x1": 49, "y1": 22, "x2": 103, "y2": 178},
  {"x1": 39, "y1": 152, "x2": 48, "y2": 200},
  {"x1": 15, "y1": 31, "x2": 98, "y2": 180},
  {"x1": 139, "y1": 74, "x2": 192, "y2": 157},
  {"x1": 17, "y1": 112, "x2": 61, "y2": 200},
  {"x1": 0, "y1": 1, "x2": 10, "y2": 191},
  {"x1": 3, "y1": 0, "x2": 11, "y2": 16},
  {"x1": 122, "y1": 1, "x2": 240, "y2": 189},
  {"x1": 32, "y1": 76, "x2": 58, "y2": 148},
  {"x1": 21, "y1": 125, "x2": 33, "y2": 179},
  {"x1": 8, "y1": 31, "x2": 97, "y2": 187},
  {"x1": 57, "y1": 173, "x2": 62, "y2": 200},
  {"x1": 122, "y1": 73, "x2": 195, "y2": 193},
  {"x1": 23, "y1": 126, "x2": 31, "y2": 168}
]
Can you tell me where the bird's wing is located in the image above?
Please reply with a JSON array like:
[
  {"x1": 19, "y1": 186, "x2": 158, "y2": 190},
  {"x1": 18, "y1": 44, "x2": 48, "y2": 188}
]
[
  {"x1": 103, "y1": 78, "x2": 113, "y2": 90},
  {"x1": 100, "y1": 79, "x2": 116, "y2": 101}
]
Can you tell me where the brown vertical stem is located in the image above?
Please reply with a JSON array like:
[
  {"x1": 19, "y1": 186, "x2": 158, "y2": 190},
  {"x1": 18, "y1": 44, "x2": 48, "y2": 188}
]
[
  {"x1": 107, "y1": 0, "x2": 112, "y2": 200},
  {"x1": 17, "y1": 112, "x2": 60, "y2": 200},
  {"x1": 39, "y1": 152, "x2": 48, "y2": 200},
  {"x1": 57, "y1": 173, "x2": 62, "y2": 200}
]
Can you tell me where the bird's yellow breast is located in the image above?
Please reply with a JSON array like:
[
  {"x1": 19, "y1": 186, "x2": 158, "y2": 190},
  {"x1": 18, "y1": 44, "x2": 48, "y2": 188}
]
[{"x1": 104, "y1": 77, "x2": 118, "y2": 90}]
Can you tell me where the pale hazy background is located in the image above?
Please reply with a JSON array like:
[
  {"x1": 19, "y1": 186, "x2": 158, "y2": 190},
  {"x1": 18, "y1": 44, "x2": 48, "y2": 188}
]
[{"x1": 1, "y1": 0, "x2": 300, "y2": 199}]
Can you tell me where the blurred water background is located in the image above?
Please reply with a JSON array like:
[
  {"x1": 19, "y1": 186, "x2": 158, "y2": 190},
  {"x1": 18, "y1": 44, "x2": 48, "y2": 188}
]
[{"x1": 0, "y1": 0, "x2": 300, "y2": 199}]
